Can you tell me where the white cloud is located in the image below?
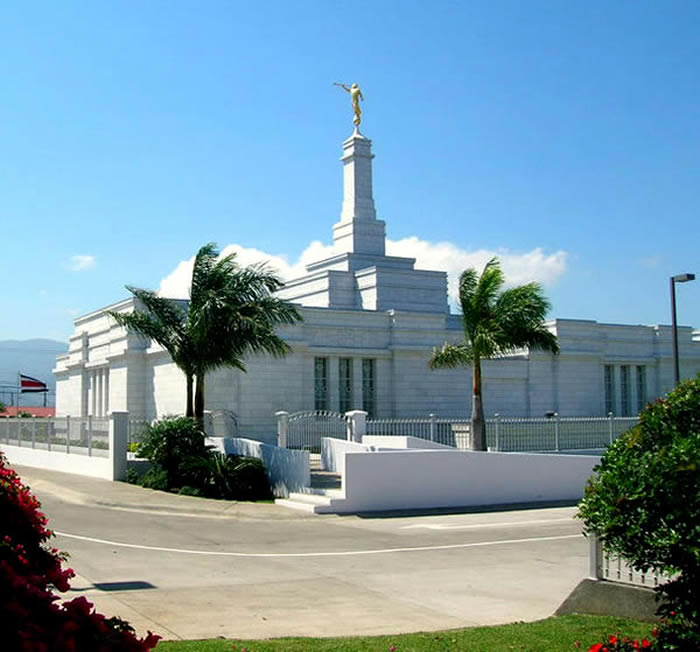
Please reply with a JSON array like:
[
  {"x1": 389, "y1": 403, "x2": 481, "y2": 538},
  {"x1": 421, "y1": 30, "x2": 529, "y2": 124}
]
[
  {"x1": 386, "y1": 237, "x2": 567, "y2": 302},
  {"x1": 158, "y1": 241, "x2": 336, "y2": 299},
  {"x1": 640, "y1": 255, "x2": 663, "y2": 269},
  {"x1": 158, "y1": 238, "x2": 567, "y2": 303},
  {"x1": 68, "y1": 254, "x2": 96, "y2": 271}
]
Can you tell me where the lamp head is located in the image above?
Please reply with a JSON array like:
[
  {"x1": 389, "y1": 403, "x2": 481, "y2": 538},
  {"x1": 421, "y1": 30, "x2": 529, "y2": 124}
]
[{"x1": 672, "y1": 273, "x2": 696, "y2": 283}]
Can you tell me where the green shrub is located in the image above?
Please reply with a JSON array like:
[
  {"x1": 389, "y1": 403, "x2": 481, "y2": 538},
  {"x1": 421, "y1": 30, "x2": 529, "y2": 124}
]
[
  {"x1": 139, "y1": 467, "x2": 168, "y2": 491},
  {"x1": 133, "y1": 416, "x2": 272, "y2": 501},
  {"x1": 177, "y1": 486, "x2": 203, "y2": 497},
  {"x1": 186, "y1": 452, "x2": 272, "y2": 500},
  {"x1": 578, "y1": 377, "x2": 700, "y2": 648},
  {"x1": 0, "y1": 452, "x2": 160, "y2": 650},
  {"x1": 135, "y1": 416, "x2": 211, "y2": 490},
  {"x1": 228, "y1": 456, "x2": 273, "y2": 501},
  {"x1": 124, "y1": 467, "x2": 140, "y2": 485}
]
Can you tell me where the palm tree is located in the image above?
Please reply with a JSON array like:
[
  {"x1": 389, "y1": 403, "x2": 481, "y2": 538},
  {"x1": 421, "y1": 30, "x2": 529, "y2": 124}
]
[
  {"x1": 429, "y1": 257, "x2": 559, "y2": 451},
  {"x1": 108, "y1": 243, "x2": 302, "y2": 421}
]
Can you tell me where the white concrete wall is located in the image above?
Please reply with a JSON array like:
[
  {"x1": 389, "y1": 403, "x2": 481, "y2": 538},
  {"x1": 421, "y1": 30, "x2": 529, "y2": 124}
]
[
  {"x1": 207, "y1": 437, "x2": 310, "y2": 497},
  {"x1": 340, "y1": 449, "x2": 600, "y2": 513},
  {"x1": 321, "y1": 438, "x2": 373, "y2": 474},
  {"x1": 362, "y1": 435, "x2": 454, "y2": 450},
  {"x1": 2, "y1": 444, "x2": 115, "y2": 479}
]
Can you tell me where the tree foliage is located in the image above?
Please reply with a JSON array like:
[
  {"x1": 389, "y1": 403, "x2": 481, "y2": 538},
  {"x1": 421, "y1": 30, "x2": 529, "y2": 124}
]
[
  {"x1": 429, "y1": 257, "x2": 558, "y2": 450},
  {"x1": 109, "y1": 242, "x2": 302, "y2": 419},
  {"x1": 135, "y1": 416, "x2": 272, "y2": 500},
  {"x1": 0, "y1": 452, "x2": 160, "y2": 650},
  {"x1": 578, "y1": 377, "x2": 700, "y2": 649}
]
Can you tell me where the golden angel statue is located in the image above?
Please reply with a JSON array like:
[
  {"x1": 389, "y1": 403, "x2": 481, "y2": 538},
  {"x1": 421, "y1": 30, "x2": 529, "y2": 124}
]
[{"x1": 334, "y1": 82, "x2": 364, "y2": 127}]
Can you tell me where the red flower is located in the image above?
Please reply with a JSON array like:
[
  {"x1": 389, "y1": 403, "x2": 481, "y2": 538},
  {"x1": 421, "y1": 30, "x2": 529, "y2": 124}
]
[
  {"x1": 589, "y1": 645, "x2": 604, "y2": 652},
  {"x1": 608, "y1": 635, "x2": 618, "y2": 644},
  {"x1": 641, "y1": 640, "x2": 651, "y2": 648}
]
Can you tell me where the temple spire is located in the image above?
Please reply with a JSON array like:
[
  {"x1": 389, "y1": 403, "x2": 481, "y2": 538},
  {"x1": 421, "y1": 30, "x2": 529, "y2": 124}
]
[{"x1": 332, "y1": 131, "x2": 386, "y2": 256}]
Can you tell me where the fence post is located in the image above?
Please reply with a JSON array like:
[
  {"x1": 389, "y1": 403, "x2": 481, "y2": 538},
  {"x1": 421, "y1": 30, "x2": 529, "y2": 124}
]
[
  {"x1": 65, "y1": 415, "x2": 71, "y2": 454},
  {"x1": 109, "y1": 411, "x2": 129, "y2": 481},
  {"x1": 554, "y1": 412, "x2": 560, "y2": 451},
  {"x1": 429, "y1": 413, "x2": 436, "y2": 442},
  {"x1": 608, "y1": 412, "x2": 614, "y2": 446},
  {"x1": 48, "y1": 418, "x2": 53, "y2": 452},
  {"x1": 346, "y1": 410, "x2": 367, "y2": 443},
  {"x1": 32, "y1": 417, "x2": 36, "y2": 449},
  {"x1": 87, "y1": 415, "x2": 93, "y2": 457},
  {"x1": 276, "y1": 411, "x2": 289, "y2": 448},
  {"x1": 588, "y1": 535, "x2": 602, "y2": 580}
]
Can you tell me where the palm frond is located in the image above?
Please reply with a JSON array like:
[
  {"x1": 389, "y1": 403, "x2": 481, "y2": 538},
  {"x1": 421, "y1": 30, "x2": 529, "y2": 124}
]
[
  {"x1": 126, "y1": 287, "x2": 188, "y2": 335},
  {"x1": 491, "y1": 284, "x2": 559, "y2": 355},
  {"x1": 429, "y1": 343, "x2": 474, "y2": 369},
  {"x1": 471, "y1": 258, "x2": 504, "y2": 317},
  {"x1": 190, "y1": 243, "x2": 221, "y2": 311}
]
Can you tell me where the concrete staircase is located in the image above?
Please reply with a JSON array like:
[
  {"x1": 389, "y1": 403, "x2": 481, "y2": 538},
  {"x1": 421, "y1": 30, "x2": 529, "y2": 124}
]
[{"x1": 275, "y1": 464, "x2": 345, "y2": 514}]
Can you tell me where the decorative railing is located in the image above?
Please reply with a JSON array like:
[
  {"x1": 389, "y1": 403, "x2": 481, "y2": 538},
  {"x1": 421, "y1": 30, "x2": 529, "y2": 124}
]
[
  {"x1": 366, "y1": 415, "x2": 471, "y2": 449},
  {"x1": 589, "y1": 536, "x2": 672, "y2": 588},
  {"x1": 283, "y1": 410, "x2": 348, "y2": 452},
  {"x1": 0, "y1": 416, "x2": 110, "y2": 457},
  {"x1": 487, "y1": 414, "x2": 639, "y2": 452}
]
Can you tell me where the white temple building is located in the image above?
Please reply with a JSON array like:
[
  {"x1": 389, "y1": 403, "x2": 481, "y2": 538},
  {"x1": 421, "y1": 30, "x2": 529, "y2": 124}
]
[{"x1": 55, "y1": 129, "x2": 700, "y2": 442}]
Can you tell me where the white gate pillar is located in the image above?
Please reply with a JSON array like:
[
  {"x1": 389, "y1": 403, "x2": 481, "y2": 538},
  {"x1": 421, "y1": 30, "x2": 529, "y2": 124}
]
[
  {"x1": 276, "y1": 411, "x2": 289, "y2": 448},
  {"x1": 345, "y1": 410, "x2": 367, "y2": 443},
  {"x1": 109, "y1": 411, "x2": 129, "y2": 481}
]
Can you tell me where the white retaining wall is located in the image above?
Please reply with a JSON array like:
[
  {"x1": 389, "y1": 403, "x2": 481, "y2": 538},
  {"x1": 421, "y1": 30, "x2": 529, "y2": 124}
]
[
  {"x1": 339, "y1": 449, "x2": 599, "y2": 513},
  {"x1": 321, "y1": 438, "x2": 372, "y2": 474},
  {"x1": 206, "y1": 437, "x2": 309, "y2": 498},
  {"x1": 362, "y1": 435, "x2": 454, "y2": 450},
  {"x1": 0, "y1": 412, "x2": 128, "y2": 481},
  {"x1": 321, "y1": 435, "x2": 453, "y2": 474},
  {"x1": 1, "y1": 444, "x2": 115, "y2": 480}
]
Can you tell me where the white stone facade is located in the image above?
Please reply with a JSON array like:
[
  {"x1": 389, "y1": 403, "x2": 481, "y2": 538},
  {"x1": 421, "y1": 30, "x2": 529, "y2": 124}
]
[{"x1": 54, "y1": 130, "x2": 700, "y2": 443}]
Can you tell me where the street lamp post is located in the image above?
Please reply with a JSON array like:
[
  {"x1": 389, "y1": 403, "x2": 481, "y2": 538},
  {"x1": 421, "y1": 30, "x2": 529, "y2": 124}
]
[{"x1": 670, "y1": 273, "x2": 696, "y2": 386}]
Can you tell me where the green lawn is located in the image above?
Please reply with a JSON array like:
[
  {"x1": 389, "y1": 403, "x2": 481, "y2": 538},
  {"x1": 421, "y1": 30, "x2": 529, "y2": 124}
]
[{"x1": 156, "y1": 614, "x2": 654, "y2": 651}]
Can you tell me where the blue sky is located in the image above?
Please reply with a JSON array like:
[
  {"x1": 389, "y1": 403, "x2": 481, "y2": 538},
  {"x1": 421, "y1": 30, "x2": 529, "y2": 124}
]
[{"x1": 1, "y1": 1, "x2": 698, "y2": 341}]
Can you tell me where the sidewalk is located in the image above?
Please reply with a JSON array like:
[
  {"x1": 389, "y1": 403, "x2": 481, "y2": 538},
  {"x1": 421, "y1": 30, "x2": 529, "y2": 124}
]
[{"x1": 14, "y1": 464, "x2": 313, "y2": 520}]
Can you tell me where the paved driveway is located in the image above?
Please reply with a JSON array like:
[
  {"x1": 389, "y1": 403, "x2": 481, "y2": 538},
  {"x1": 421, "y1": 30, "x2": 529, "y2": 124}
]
[{"x1": 19, "y1": 466, "x2": 588, "y2": 641}]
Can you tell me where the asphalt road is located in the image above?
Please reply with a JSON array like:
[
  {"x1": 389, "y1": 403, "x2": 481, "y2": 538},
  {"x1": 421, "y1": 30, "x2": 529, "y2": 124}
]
[{"x1": 20, "y1": 466, "x2": 589, "y2": 641}]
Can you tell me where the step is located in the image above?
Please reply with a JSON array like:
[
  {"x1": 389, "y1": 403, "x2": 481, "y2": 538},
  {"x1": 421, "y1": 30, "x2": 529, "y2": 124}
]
[
  {"x1": 287, "y1": 491, "x2": 335, "y2": 505},
  {"x1": 275, "y1": 498, "x2": 322, "y2": 513},
  {"x1": 300, "y1": 487, "x2": 344, "y2": 498},
  {"x1": 275, "y1": 488, "x2": 346, "y2": 514}
]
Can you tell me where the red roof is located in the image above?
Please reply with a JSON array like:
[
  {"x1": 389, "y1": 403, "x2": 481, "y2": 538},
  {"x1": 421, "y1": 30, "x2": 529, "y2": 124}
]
[{"x1": 0, "y1": 406, "x2": 56, "y2": 418}]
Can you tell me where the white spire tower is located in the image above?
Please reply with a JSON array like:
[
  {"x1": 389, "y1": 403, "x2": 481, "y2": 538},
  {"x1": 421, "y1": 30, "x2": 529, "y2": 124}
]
[{"x1": 332, "y1": 130, "x2": 386, "y2": 256}]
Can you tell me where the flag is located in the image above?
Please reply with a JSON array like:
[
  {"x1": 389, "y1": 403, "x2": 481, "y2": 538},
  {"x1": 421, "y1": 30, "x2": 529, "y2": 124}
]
[{"x1": 20, "y1": 374, "x2": 48, "y2": 393}]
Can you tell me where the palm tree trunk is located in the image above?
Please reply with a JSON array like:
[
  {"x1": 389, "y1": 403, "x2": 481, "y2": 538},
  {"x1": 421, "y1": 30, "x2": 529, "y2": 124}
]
[
  {"x1": 471, "y1": 358, "x2": 486, "y2": 451},
  {"x1": 194, "y1": 372, "x2": 205, "y2": 425},
  {"x1": 185, "y1": 373, "x2": 194, "y2": 418}
]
